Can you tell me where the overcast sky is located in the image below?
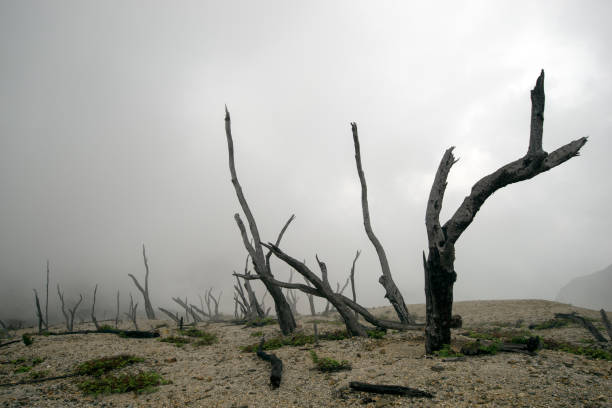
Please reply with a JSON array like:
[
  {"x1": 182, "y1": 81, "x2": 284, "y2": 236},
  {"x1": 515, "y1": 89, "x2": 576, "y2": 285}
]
[{"x1": 1, "y1": 1, "x2": 611, "y2": 322}]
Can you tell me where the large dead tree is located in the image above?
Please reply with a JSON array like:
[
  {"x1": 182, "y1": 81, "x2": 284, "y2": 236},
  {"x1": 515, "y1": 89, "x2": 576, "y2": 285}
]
[
  {"x1": 33, "y1": 289, "x2": 46, "y2": 334},
  {"x1": 423, "y1": 70, "x2": 587, "y2": 353},
  {"x1": 224, "y1": 107, "x2": 296, "y2": 335},
  {"x1": 351, "y1": 124, "x2": 414, "y2": 325},
  {"x1": 128, "y1": 244, "x2": 156, "y2": 320}
]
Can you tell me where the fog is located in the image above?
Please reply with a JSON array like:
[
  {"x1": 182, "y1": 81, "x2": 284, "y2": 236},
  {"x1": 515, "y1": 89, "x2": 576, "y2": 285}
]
[{"x1": 1, "y1": 1, "x2": 611, "y2": 323}]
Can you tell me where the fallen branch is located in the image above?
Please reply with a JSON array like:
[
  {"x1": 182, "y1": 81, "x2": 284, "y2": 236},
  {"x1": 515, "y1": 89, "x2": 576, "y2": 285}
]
[
  {"x1": 349, "y1": 381, "x2": 433, "y2": 398},
  {"x1": 0, "y1": 373, "x2": 80, "y2": 387},
  {"x1": 555, "y1": 313, "x2": 607, "y2": 342},
  {"x1": 38, "y1": 328, "x2": 160, "y2": 338},
  {"x1": 0, "y1": 340, "x2": 20, "y2": 348},
  {"x1": 257, "y1": 337, "x2": 283, "y2": 389}
]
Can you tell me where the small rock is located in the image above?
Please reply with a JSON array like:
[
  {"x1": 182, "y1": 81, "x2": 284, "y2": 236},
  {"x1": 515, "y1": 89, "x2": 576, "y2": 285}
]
[{"x1": 431, "y1": 364, "x2": 445, "y2": 372}]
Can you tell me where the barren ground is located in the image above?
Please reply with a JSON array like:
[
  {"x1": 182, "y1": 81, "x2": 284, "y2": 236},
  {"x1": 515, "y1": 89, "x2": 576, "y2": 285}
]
[{"x1": 1, "y1": 299, "x2": 611, "y2": 407}]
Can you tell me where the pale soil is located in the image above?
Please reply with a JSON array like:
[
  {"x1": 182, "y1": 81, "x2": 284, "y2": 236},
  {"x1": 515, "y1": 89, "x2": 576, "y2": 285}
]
[{"x1": 1, "y1": 300, "x2": 611, "y2": 408}]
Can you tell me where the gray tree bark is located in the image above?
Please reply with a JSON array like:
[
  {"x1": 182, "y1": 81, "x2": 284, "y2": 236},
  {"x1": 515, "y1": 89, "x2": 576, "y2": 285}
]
[
  {"x1": 351, "y1": 123, "x2": 414, "y2": 325},
  {"x1": 423, "y1": 70, "x2": 588, "y2": 353},
  {"x1": 224, "y1": 107, "x2": 296, "y2": 335},
  {"x1": 128, "y1": 244, "x2": 156, "y2": 320}
]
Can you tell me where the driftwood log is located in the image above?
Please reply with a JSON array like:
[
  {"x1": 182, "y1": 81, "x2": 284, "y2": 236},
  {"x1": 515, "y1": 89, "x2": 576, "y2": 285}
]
[
  {"x1": 349, "y1": 382, "x2": 433, "y2": 398},
  {"x1": 256, "y1": 338, "x2": 282, "y2": 389},
  {"x1": 555, "y1": 313, "x2": 607, "y2": 342}
]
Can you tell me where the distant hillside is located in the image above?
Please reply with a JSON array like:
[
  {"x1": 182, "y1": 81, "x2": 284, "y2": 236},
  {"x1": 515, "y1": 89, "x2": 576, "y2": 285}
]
[{"x1": 556, "y1": 264, "x2": 612, "y2": 311}]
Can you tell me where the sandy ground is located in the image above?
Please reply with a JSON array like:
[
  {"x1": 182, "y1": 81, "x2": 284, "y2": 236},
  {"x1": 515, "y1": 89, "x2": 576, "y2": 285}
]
[{"x1": 1, "y1": 299, "x2": 611, "y2": 407}]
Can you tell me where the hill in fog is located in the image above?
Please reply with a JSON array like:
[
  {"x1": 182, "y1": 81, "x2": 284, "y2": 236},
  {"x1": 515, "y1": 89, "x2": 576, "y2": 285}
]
[{"x1": 556, "y1": 264, "x2": 612, "y2": 311}]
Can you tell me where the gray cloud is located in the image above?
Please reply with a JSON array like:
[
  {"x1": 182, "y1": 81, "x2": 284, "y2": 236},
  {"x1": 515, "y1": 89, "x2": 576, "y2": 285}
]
[{"x1": 1, "y1": 0, "x2": 611, "y2": 322}]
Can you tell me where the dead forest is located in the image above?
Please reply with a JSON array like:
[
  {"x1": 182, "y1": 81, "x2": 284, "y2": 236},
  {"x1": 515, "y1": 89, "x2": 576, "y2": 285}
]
[{"x1": 1, "y1": 71, "x2": 610, "y2": 405}]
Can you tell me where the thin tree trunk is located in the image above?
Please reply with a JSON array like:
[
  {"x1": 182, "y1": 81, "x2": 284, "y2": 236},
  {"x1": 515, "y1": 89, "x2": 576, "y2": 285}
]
[
  {"x1": 351, "y1": 123, "x2": 413, "y2": 325},
  {"x1": 224, "y1": 107, "x2": 296, "y2": 335},
  {"x1": 128, "y1": 244, "x2": 156, "y2": 320},
  {"x1": 423, "y1": 71, "x2": 587, "y2": 353},
  {"x1": 45, "y1": 260, "x2": 49, "y2": 331}
]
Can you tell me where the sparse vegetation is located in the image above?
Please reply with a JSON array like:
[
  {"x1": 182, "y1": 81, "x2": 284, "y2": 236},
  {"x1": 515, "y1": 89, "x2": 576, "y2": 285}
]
[
  {"x1": 542, "y1": 338, "x2": 612, "y2": 361},
  {"x1": 250, "y1": 330, "x2": 263, "y2": 337},
  {"x1": 461, "y1": 340, "x2": 499, "y2": 355},
  {"x1": 75, "y1": 355, "x2": 144, "y2": 377},
  {"x1": 245, "y1": 317, "x2": 277, "y2": 327},
  {"x1": 14, "y1": 365, "x2": 32, "y2": 373},
  {"x1": 77, "y1": 371, "x2": 168, "y2": 395},
  {"x1": 242, "y1": 329, "x2": 385, "y2": 352},
  {"x1": 530, "y1": 318, "x2": 570, "y2": 330},
  {"x1": 29, "y1": 370, "x2": 49, "y2": 379},
  {"x1": 433, "y1": 344, "x2": 463, "y2": 358},
  {"x1": 159, "y1": 336, "x2": 191, "y2": 347},
  {"x1": 22, "y1": 333, "x2": 33, "y2": 346},
  {"x1": 310, "y1": 350, "x2": 351, "y2": 372}
]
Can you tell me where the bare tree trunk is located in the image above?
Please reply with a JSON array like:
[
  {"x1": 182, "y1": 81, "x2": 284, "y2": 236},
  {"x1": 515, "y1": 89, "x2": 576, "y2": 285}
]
[
  {"x1": 423, "y1": 71, "x2": 587, "y2": 353},
  {"x1": 115, "y1": 291, "x2": 120, "y2": 328},
  {"x1": 350, "y1": 250, "x2": 361, "y2": 320},
  {"x1": 125, "y1": 293, "x2": 139, "y2": 330},
  {"x1": 128, "y1": 244, "x2": 156, "y2": 320},
  {"x1": 90, "y1": 284, "x2": 100, "y2": 330},
  {"x1": 351, "y1": 123, "x2": 413, "y2": 325},
  {"x1": 304, "y1": 276, "x2": 319, "y2": 345},
  {"x1": 224, "y1": 107, "x2": 296, "y2": 335},
  {"x1": 45, "y1": 261, "x2": 49, "y2": 331},
  {"x1": 33, "y1": 290, "x2": 45, "y2": 334}
]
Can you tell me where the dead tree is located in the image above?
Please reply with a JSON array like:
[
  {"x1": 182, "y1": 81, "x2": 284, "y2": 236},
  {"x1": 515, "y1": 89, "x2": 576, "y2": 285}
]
[
  {"x1": 600, "y1": 309, "x2": 612, "y2": 340},
  {"x1": 44, "y1": 260, "x2": 49, "y2": 331},
  {"x1": 240, "y1": 254, "x2": 265, "y2": 318},
  {"x1": 57, "y1": 285, "x2": 83, "y2": 331},
  {"x1": 172, "y1": 297, "x2": 192, "y2": 323},
  {"x1": 323, "y1": 278, "x2": 350, "y2": 316},
  {"x1": 351, "y1": 124, "x2": 414, "y2": 325},
  {"x1": 33, "y1": 290, "x2": 46, "y2": 334},
  {"x1": 350, "y1": 250, "x2": 361, "y2": 320},
  {"x1": 115, "y1": 290, "x2": 120, "y2": 328},
  {"x1": 125, "y1": 293, "x2": 139, "y2": 330},
  {"x1": 90, "y1": 284, "x2": 100, "y2": 330},
  {"x1": 224, "y1": 107, "x2": 296, "y2": 335},
  {"x1": 303, "y1": 275, "x2": 319, "y2": 344},
  {"x1": 128, "y1": 244, "x2": 156, "y2": 320},
  {"x1": 158, "y1": 307, "x2": 180, "y2": 324},
  {"x1": 285, "y1": 270, "x2": 300, "y2": 316},
  {"x1": 423, "y1": 70, "x2": 588, "y2": 353}
]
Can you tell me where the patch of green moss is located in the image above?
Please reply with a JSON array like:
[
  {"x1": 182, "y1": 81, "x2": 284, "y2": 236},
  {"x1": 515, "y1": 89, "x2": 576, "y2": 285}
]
[
  {"x1": 14, "y1": 365, "x2": 32, "y2": 373},
  {"x1": 531, "y1": 319, "x2": 569, "y2": 330},
  {"x1": 542, "y1": 338, "x2": 612, "y2": 361},
  {"x1": 461, "y1": 340, "x2": 499, "y2": 356},
  {"x1": 433, "y1": 344, "x2": 463, "y2": 358},
  {"x1": 244, "y1": 317, "x2": 277, "y2": 327},
  {"x1": 241, "y1": 329, "x2": 384, "y2": 352},
  {"x1": 22, "y1": 333, "x2": 33, "y2": 346},
  {"x1": 29, "y1": 370, "x2": 49, "y2": 379},
  {"x1": 178, "y1": 328, "x2": 217, "y2": 345},
  {"x1": 32, "y1": 357, "x2": 44, "y2": 366},
  {"x1": 250, "y1": 331, "x2": 263, "y2": 337},
  {"x1": 77, "y1": 371, "x2": 169, "y2": 395},
  {"x1": 310, "y1": 351, "x2": 351, "y2": 372},
  {"x1": 10, "y1": 357, "x2": 26, "y2": 365},
  {"x1": 366, "y1": 329, "x2": 386, "y2": 339},
  {"x1": 75, "y1": 355, "x2": 144, "y2": 377}
]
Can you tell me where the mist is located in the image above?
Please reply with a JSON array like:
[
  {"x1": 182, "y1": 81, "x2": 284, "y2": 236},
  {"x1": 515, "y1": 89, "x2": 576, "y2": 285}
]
[{"x1": 1, "y1": 1, "x2": 611, "y2": 324}]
